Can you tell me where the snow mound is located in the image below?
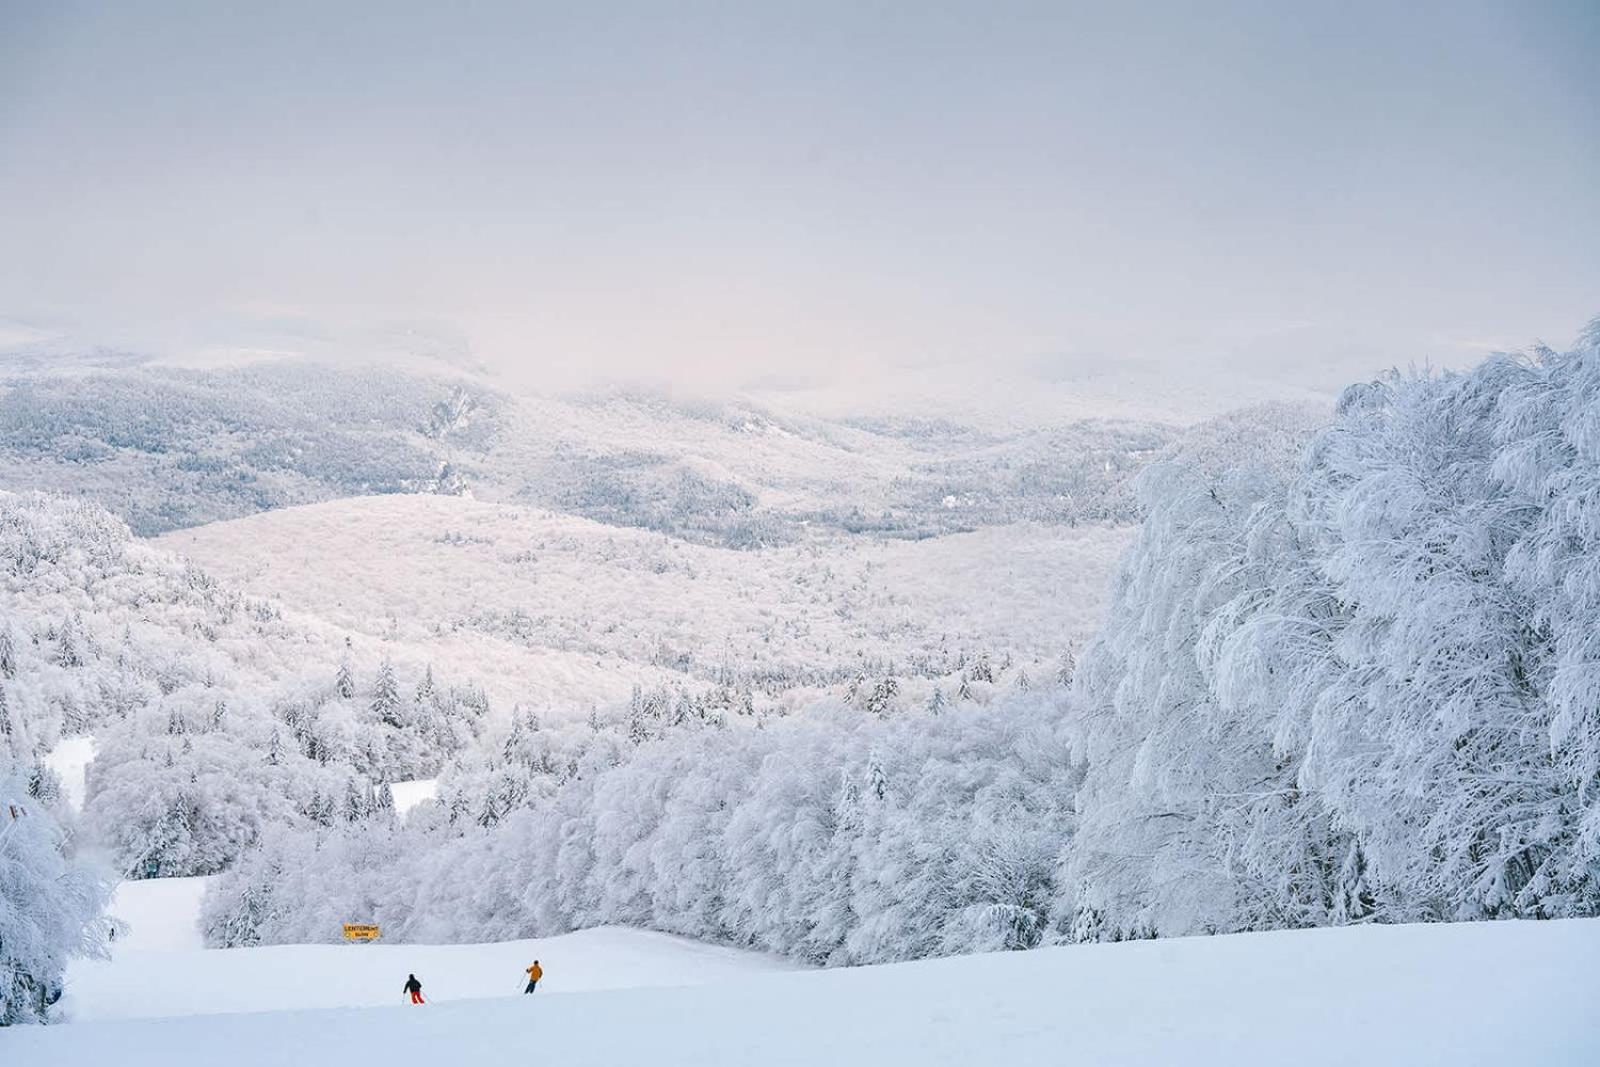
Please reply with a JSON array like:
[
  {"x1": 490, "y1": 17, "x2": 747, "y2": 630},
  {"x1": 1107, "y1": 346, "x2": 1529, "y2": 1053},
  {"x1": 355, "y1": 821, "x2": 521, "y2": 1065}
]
[{"x1": 26, "y1": 919, "x2": 1600, "y2": 1065}]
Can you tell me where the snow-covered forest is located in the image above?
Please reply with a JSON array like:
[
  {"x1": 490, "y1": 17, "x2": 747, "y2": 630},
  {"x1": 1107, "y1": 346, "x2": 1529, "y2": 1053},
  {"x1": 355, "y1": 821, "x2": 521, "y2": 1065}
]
[
  {"x1": 6, "y1": 322, "x2": 1600, "y2": 1022},
  {"x1": 192, "y1": 324, "x2": 1600, "y2": 962}
]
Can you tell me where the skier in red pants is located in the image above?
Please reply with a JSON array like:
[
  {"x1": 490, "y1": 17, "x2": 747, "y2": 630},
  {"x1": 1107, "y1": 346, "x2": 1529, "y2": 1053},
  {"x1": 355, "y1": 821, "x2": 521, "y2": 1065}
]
[{"x1": 404, "y1": 974, "x2": 425, "y2": 1004}]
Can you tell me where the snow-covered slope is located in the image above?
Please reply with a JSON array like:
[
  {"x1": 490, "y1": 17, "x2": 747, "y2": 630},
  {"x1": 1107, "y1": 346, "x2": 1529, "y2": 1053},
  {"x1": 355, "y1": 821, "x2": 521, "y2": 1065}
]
[
  {"x1": 61, "y1": 876, "x2": 798, "y2": 1023},
  {"x1": 66, "y1": 926, "x2": 800, "y2": 1023},
  {"x1": 155, "y1": 494, "x2": 1127, "y2": 708},
  {"x1": 103, "y1": 877, "x2": 210, "y2": 953},
  {"x1": 23, "y1": 919, "x2": 1600, "y2": 1066}
]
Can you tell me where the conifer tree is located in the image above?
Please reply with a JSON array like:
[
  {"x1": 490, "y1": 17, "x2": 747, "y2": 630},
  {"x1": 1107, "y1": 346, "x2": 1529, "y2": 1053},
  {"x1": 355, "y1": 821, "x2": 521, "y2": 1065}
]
[{"x1": 371, "y1": 659, "x2": 404, "y2": 729}]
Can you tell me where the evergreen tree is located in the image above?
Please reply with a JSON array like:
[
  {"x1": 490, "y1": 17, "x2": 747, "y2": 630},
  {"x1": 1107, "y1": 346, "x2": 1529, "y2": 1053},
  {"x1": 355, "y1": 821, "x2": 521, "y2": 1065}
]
[
  {"x1": 414, "y1": 665, "x2": 437, "y2": 708},
  {"x1": 626, "y1": 700, "x2": 651, "y2": 745},
  {"x1": 864, "y1": 678, "x2": 899, "y2": 717},
  {"x1": 59, "y1": 693, "x2": 87, "y2": 735},
  {"x1": 866, "y1": 751, "x2": 889, "y2": 801},
  {"x1": 56, "y1": 615, "x2": 83, "y2": 669},
  {"x1": 343, "y1": 778, "x2": 368, "y2": 823},
  {"x1": 371, "y1": 659, "x2": 404, "y2": 729},
  {"x1": 26, "y1": 761, "x2": 62, "y2": 804},
  {"x1": 335, "y1": 658, "x2": 357, "y2": 700},
  {"x1": 1054, "y1": 646, "x2": 1077, "y2": 687}
]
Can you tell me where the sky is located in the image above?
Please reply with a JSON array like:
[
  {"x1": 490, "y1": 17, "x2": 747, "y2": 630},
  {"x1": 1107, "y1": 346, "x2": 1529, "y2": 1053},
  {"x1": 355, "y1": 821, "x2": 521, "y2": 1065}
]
[{"x1": 1, "y1": 1, "x2": 1596, "y2": 394}]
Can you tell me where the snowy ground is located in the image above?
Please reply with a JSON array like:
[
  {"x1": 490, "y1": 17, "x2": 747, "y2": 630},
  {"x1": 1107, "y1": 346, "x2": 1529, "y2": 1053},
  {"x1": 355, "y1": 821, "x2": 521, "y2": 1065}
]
[
  {"x1": 42, "y1": 735, "x2": 95, "y2": 811},
  {"x1": 65, "y1": 925, "x2": 801, "y2": 1023},
  {"x1": 25, "y1": 883, "x2": 1600, "y2": 1066},
  {"x1": 22, "y1": 921, "x2": 1600, "y2": 1064},
  {"x1": 60, "y1": 877, "x2": 796, "y2": 1024},
  {"x1": 102, "y1": 876, "x2": 210, "y2": 953},
  {"x1": 388, "y1": 778, "x2": 438, "y2": 817}
]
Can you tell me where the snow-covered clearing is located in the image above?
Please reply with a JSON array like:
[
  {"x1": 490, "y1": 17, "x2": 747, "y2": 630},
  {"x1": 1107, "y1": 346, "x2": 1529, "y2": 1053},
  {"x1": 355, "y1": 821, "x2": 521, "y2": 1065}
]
[
  {"x1": 388, "y1": 778, "x2": 437, "y2": 816},
  {"x1": 42, "y1": 735, "x2": 94, "y2": 811},
  {"x1": 22, "y1": 918, "x2": 1600, "y2": 1065}
]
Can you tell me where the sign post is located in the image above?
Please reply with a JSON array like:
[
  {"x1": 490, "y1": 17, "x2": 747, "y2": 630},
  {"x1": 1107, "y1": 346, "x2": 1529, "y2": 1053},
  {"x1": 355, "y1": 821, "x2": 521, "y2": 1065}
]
[{"x1": 342, "y1": 923, "x2": 381, "y2": 942}]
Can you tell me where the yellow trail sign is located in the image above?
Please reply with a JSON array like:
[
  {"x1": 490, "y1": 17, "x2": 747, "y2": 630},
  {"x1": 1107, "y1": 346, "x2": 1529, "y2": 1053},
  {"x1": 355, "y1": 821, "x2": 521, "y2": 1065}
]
[{"x1": 343, "y1": 923, "x2": 381, "y2": 942}]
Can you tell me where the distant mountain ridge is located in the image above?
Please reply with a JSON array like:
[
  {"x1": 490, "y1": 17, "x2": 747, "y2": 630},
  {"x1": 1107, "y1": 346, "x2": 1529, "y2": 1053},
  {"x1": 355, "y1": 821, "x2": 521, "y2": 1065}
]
[{"x1": 0, "y1": 356, "x2": 1206, "y2": 545}]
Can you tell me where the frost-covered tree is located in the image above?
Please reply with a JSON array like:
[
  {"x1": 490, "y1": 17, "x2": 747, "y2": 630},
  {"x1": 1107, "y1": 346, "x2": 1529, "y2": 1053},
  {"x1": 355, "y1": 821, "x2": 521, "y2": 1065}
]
[
  {"x1": 1068, "y1": 329, "x2": 1600, "y2": 934},
  {"x1": 370, "y1": 659, "x2": 403, "y2": 729},
  {"x1": 0, "y1": 765, "x2": 113, "y2": 1024},
  {"x1": 334, "y1": 658, "x2": 356, "y2": 701},
  {"x1": 1064, "y1": 403, "x2": 1328, "y2": 938}
]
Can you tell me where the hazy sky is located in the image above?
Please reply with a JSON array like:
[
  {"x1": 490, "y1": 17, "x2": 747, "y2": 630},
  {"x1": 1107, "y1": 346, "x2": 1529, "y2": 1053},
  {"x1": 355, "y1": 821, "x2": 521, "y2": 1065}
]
[{"x1": 1, "y1": 1, "x2": 1596, "y2": 391}]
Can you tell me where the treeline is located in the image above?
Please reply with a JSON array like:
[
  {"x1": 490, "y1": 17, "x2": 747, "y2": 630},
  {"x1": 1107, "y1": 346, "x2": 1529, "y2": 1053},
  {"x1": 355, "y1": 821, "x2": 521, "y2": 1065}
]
[{"x1": 205, "y1": 692, "x2": 1075, "y2": 959}]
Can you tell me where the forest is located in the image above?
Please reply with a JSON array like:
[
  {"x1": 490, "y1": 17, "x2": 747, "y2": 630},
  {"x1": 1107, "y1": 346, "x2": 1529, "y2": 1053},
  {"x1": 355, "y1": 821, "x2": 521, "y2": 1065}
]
[{"x1": 5, "y1": 323, "x2": 1600, "y2": 1021}]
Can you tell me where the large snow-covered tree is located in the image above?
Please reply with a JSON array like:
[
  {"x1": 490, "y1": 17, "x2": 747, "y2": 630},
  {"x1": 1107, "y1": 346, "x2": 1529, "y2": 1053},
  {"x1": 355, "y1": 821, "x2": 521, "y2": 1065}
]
[
  {"x1": 0, "y1": 764, "x2": 113, "y2": 1025},
  {"x1": 1068, "y1": 325, "x2": 1600, "y2": 935}
]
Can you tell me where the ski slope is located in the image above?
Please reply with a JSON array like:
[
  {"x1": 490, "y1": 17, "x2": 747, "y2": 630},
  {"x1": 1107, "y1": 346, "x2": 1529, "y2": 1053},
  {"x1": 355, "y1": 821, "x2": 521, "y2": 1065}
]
[
  {"x1": 102, "y1": 876, "x2": 210, "y2": 953},
  {"x1": 23, "y1": 915, "x2": 1600, "y2": 1065},
  {"x1": 64, "y1": 925, "x2": 801, "y2": 1023},
  {"x1": 59, "y1": 878, "x2": 798, "y2": 1023}
]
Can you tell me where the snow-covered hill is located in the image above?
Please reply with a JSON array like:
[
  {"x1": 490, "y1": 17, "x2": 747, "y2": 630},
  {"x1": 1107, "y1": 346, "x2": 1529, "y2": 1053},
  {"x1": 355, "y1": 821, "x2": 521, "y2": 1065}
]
[
  {"x1": 155, "y1": 494, "x2": 1127, "y2": 709},
  {"x1": 23, "y1": 914, "x2": 1600, "y2": 1065},
  {"x1": 0, "y1": 354, "x2": 1188, "y2": 542}
]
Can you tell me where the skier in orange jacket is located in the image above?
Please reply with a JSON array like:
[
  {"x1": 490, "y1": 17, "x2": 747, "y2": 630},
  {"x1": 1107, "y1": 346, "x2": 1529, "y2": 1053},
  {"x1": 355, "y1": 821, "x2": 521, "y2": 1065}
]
[{"x1": 524, "y1": 960, "x2": 543, "y2": 994}]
